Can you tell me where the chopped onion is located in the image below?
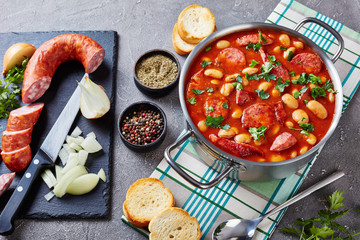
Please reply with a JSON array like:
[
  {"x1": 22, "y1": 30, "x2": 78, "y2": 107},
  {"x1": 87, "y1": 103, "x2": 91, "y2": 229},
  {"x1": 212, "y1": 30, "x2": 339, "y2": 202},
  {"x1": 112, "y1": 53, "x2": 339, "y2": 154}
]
[
  {"x1": 66, "y1": 135, "x2": 84, "y2": 146},
  {"x1": 70, "y1": 126, "x2": 83, "y2": 138},
  {"x1": 58, "y1": 148, "x2": 69, "y2": 165},
  {"x1": 53, "y1": 165, "x2": 88, "y2": 198},
  {"x1": 81, "y1": 136, "x2": 102, "y2": 153},
  {"x1": 62, "y1": 153, "x2": 79, "y2": 174},
  {"x1": 78, "y1": 150, "x2": 88, "y2": 166},
  {"x1": 41, "y1": 172, "x2": 54, "y2": 189},
  {"x1": 66, "y1": 173, "x2": 100, "y2": 195},
  {"x1": 55, "y1": 165, "x2": 64, "y2": 182},
  {"x1": 62, "y1": 143, "x2": 76, "y2": 154},
  {"x1": 69, "y1": 142, "x2": 82, "y2": 151},
  {"x1": 86, "y1": 131, "x2": 96, "y2": 139},
  {"x1": 44, "y1": 191, "x2": 55, "y2": 201},
  {"x1": 79, "y1": 76, "x2": 110, "y2": 119},
  {"x1": 97, "y1": 168, "x2": 106, "y2": 182}
]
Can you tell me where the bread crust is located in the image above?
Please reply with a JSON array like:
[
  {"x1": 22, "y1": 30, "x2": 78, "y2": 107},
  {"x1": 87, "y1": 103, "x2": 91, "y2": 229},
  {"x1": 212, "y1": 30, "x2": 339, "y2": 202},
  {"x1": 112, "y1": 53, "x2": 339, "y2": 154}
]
[
  {"x1": 149, "y1": 207, "x2": 201, "y2": 240},
  {"x1": 172, "y1": 23, "x2": 196, "y2": 55},
  {"x1": 123, "y1": 178, "x2": 175, "y2": 228},
  {"x1": 177, "y1": 4, "x2": 215, "y2": 44}
]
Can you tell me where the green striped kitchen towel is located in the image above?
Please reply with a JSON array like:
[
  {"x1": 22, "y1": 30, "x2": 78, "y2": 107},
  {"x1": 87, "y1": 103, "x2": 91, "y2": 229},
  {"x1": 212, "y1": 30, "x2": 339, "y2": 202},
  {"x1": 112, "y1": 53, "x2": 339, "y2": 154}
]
[{"x1": 121, "y1": 0, "x2": 360, "y2": 239}]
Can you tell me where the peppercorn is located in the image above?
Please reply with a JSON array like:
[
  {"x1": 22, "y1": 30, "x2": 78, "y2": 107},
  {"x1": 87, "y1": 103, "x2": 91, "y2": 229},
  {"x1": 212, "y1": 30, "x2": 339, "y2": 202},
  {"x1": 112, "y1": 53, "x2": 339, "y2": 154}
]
[{"x1": 121, "y1": 109, "x2": 164, "y2": 145}]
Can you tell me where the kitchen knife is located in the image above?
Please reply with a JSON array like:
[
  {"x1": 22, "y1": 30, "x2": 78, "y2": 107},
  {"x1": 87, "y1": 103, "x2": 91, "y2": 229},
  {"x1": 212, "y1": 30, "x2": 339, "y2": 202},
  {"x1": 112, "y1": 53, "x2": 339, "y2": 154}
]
[{"x1": 0, "y1": 73, "x2": 87, "y2": 235}]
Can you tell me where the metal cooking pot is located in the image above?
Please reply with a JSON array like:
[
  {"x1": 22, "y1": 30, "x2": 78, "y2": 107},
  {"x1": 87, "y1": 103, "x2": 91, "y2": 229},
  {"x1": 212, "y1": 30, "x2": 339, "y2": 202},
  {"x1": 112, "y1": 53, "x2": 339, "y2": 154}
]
[{"x1": 164, "y1": 18, "x2": 344, "y2": 189}]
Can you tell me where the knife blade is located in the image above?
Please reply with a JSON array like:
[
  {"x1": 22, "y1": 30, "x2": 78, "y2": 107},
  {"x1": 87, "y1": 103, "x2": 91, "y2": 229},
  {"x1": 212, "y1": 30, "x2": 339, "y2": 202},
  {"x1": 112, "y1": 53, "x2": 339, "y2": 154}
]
[{"x1": 0, "y1": 73, "x2": 87, "y2": 236}]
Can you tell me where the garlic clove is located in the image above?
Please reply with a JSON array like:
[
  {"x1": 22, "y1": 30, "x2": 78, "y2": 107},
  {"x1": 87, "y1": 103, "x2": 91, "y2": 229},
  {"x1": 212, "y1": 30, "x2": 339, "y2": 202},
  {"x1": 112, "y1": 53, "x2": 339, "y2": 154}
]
[{"x1": 78, "y1": 76, "x2": 110, "y2": 119}]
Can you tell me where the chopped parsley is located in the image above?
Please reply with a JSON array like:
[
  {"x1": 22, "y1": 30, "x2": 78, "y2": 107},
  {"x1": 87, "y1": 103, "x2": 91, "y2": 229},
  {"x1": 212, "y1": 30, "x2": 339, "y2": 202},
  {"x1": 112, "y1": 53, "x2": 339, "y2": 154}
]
[
  {"x1": 289, "y1": 123, "x2": 314, "y2": 135},
  {"x1": 287, "y1": 50, "x2": 294, "y2": 61},
  {"x1": 323, "y1": 80, "x2": 336, "y2": 93},
  {"x1": 206, "y1": 87, "x2": 214, "y2": 93},
  {"x1": 255, "y1": 89, "x2": 270, "y2": 99},
  {"x1": 232, "y1": 74, "x2": 244, "y2": 90},
  {"x1": 293, "y1": 86, "x2": 309, "y2": 99},
  {"x1": 187, "y1": 97, "x2": 196, "y2": 105},
  {"x1": 275, "y1": 78, "x2": 291, "y2": 94},
  {"x1": 249, "y1": 59, "x2": 260, "y2": 67},
  {"x1": 222, "y1": 102, "x2": 229, "y2": 109},
  {"x1": 304, "y1": 99, "x2": 309, "y2": 104},
  {"x1": 280, "y1": 45, "x2": 288, "y2": 50},
  {"x1": 259, "y1": 30, "x2": 267, "y2": 43},
  {"x1": 205, "y1": 115, "x2": 229, "y2": 130},
  {"x1": 200, "y1": 60, "x2": 212, "y2": 68},
  {"x1": 246, "y1": 42, "x2": 261, "y2": 51},
  {"x1": 311, "y1": 86, "x2": 327, "y2": 100},
  {"x1": 249, "y1": 126, "x2": 268, "y2": 140},
  {"x1": 0, "y1": 58, "x2": 29, "y2": 119},
  {"x1": 309, "y1": 74, "x2": 322, "y2": 85},
  {"x1": 205, "y1": 106, "x2": 214, "y2": 111},
  {"x1": 205, "y1": 46, "x2": 212, "y2": 52},
  {"x1": 245, "y1": 72, "x2": 261, "y2": 81},
  {"x1": 268, "y1": 55, "x2": 276, "y2": 62},
  {"x1": 289, "y1": 71, "x2": 296, "y2": 77},
  {"x1": 191, "y1": 89, "x2": 204, "y2": 95}
]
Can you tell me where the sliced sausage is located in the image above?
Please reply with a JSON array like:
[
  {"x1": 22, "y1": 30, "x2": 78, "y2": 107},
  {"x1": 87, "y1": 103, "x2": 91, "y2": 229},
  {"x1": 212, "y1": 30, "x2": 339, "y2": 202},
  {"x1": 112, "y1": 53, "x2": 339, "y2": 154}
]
[
  {"x1": 204, "y1": 95, "x2": 230, "y2": 119},
  {"x1": 6, "y1": 103, "x2": 44, "y2": 131},
  {"x1": 236, "y1": 33, "x2": 273, "y2": 46},
  {"x1": 242, "y1": 103, "x2": 276, "y2": 128},
  {"x1": 236, "y1": 89, "x2": 256, "y2": 106},
  {"x1": 22, "y1": 34, "x2": 105, "y2": 103},
  {"x1": 186, "y1": 70, "x2": 205, "y2": 98},
  {"x1": 1, "y1": 145, "x2": 32, "y2": 172},
  {"x1": 215, "y1": 47, "x2": 246, "y2": 71},
  {"x1": 217, "y1": 138, "x2": 264, "y2": 157},
  {"x1": 0, "y1": 172, "x2": 15, "y2": 197},
  {"x1": 270, "y1": 132, "x2": 297, "y2": 151},
  {"x1": 274, "y1": 101, "x2": 287, "y2": 125},
  {"x1": 290, "y1": 53, "x2": 322, "y2": 74},
  {"x1": 259, "y1": 48, "x2": 290, "y2": 81},
  {"x1": 2, "y1": 128, "x2": 33, "y2": 152}
]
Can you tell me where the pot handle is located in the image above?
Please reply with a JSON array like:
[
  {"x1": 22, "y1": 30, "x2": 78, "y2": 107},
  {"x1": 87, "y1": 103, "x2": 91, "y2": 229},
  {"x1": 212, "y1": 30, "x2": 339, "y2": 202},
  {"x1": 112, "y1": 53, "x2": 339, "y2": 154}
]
[
  {"x1": 164, "y1": 130, "x2": 235, "y2": 189},
  {"x1": 294, "y1": 17, "x2": 344, "y2": 63}
]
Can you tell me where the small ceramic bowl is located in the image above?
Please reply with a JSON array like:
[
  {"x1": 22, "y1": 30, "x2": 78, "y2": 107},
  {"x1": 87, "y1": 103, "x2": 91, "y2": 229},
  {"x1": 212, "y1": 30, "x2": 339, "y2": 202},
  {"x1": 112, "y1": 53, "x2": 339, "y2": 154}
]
[
  {"x1": 134, "y1": 49, "x2": 180, "y2": 97},
  {"x1": 118, "y1": 101, "x2": 167, "y2": 152}
]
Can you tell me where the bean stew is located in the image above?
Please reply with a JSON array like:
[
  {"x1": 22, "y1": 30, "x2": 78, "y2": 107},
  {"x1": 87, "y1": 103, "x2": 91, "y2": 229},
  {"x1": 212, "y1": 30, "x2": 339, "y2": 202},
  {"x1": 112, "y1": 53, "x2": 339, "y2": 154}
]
[{"x1": 185, "y1": 30, "x2": 337, "y2": 162}]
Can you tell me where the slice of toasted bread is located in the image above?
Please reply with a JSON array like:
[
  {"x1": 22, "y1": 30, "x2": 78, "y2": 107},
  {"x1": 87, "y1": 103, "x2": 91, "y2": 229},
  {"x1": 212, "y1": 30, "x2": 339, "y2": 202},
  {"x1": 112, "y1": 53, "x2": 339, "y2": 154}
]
[
  {"x1": 149, "y1": 207, "x2": 201, "y2": 240},
  {"x1": 172, "y1": 23, "x2": 197, "y2": 55},
  {"x1": 123, "y1": 178, "x2": 175, "y2": 228},
  {"x1": 177, "y1": 4, "x2": 215, "y2": 44}
]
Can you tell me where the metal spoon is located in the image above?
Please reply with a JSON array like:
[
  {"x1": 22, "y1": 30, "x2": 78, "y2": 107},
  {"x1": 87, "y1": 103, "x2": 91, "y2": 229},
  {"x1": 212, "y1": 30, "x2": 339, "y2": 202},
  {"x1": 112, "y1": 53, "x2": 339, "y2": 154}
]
[{"x1": 212, "y1": 170, "x2": 344, "y2": 240}]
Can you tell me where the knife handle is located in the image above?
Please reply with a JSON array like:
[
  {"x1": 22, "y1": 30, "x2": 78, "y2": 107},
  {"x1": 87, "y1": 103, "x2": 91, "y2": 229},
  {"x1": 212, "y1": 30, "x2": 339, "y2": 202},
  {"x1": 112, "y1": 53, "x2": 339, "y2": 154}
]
[{"x1": 0, "y1": 150, "x2": 52, "y2": 235}]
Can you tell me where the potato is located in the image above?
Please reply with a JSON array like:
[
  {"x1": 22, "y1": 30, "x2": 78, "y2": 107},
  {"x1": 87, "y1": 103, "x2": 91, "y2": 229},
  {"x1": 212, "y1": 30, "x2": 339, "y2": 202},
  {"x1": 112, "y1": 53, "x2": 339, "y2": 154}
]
[
  {"x1": 66, "y1": 173, "x2": 100, "y2": 195},
  {"x1": 3, "y1": 42, "x2": 36, "y2": 74}
]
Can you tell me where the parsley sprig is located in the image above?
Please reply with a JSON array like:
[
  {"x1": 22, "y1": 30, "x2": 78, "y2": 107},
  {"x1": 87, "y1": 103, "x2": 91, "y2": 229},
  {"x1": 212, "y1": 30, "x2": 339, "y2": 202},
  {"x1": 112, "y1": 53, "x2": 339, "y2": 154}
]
[
  {"x1": 280, "y1": 190, "x2": 360, "y2": 239},
  {"x1": 289, "y1": 123, "x2": 314, "y2": 135},
  {"x1": 249, "y1": 126, "x2": 267, "y2": 140},
  {"x1": 0, "y1": 58, "x2": 29, "y2": 119},
  {"x1": 204, "y1": 115, "x2": 229, "y2": 130}
]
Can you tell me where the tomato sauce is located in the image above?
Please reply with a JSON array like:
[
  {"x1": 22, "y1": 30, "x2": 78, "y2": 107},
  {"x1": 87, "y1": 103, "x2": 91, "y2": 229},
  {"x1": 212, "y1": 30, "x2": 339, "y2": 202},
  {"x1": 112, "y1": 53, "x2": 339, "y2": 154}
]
[{"x1": 185, "y1": 30, "x2": 336, "y2": 162}]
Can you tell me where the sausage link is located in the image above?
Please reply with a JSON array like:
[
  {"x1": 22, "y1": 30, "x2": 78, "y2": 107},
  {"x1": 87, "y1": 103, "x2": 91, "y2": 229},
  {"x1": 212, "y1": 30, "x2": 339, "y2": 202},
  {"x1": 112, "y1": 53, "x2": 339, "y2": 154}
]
[
  {"x1": 2, "y1": 128, "x2": 33, "y2": 152},
  {"x1": 22, "y1": 34, "x2": 105, "y2": 103},
  {"x1": 1, "y1": 145, "x2": 32, "y2": 172},
  {"x1": 0, "y1": 172, "x2": 15, "y2": 197},
  {"x1": 290, "y1": 53, "x2": 322, "y2": 74},
  {"x1": 242, "y1": 103, "x2": 276, "y2": 128},
  {"x1": 6, "y1": 103, "x2": 44, "y2": 131},
  {"x1": 270, "y1": 132, "x2": 297, "y2": 151}
]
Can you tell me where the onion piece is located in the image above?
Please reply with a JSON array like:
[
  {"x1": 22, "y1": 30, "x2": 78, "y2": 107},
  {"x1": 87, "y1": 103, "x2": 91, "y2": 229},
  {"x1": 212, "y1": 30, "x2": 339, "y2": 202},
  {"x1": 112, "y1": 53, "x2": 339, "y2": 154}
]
[
  {"x1": 81, "y1": 136, "x2": 102, "y2": 153},
  {"x1": 97, "y1": 168, "x2": 106, "y2": 182},
  {"x1": 62, "y1": 153, "x2": 79, "y2": 174},
  {"x1": 69, "y1": 142, "x2": 82, "y2": 151},
  {"x1": 53, "y1": 165, "x2": 88, "y2": 198},
  {"x1": 44, "y1": 191, "x2": 55, "y2": 201},
  {"x1": 3, "y1": 42, "x2": 36, "y2": 74},
  {"x1": 70, "y1": 126, "x2": 83, "y2": 138},
  {"x1": 41, "y1": 172, "x2": 54, "y2": 189},
  {"x1": 66, "y1": 173, "x2": 100, "y2": 195},
  {"x1": 55, "y1": 165, "x2": 64, "y2": 182},
  {"x1": 66, "y1": 136, "x2": 84, "y2": 146},
  {"x1": 62, "y1": 143, "x2": 76, "y2": 154},
  {"x1": 78, "y1": 150, "x2": 88, "y2": 166},
  {"x1": 86, "y1": 132, "x2": 96, "y2": 139},
  {"x1": 78, "y1": 76, "x2": 110, "y2": 119},
  {"x1": 58, "y1": 148, "x2": 69, "y2": 165}
]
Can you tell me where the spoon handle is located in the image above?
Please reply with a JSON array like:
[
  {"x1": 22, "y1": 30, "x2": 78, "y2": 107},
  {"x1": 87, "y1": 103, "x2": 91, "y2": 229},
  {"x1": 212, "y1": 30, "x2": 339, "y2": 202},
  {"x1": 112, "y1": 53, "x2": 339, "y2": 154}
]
[{"x1": 262, "y1": 170, "x2": 344, "y2": 220}]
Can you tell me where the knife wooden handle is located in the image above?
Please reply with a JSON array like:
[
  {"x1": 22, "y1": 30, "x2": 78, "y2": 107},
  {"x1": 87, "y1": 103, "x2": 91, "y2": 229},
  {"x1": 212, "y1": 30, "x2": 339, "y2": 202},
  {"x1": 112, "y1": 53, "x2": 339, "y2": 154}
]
[{"x1": 0, "y1": 150, "x2": 52, "y2": 235}]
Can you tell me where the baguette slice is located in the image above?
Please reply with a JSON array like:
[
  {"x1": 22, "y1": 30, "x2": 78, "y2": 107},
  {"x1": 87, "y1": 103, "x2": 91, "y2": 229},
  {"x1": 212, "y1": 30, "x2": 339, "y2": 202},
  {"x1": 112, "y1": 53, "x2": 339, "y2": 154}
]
[
  {"x1": 172, "y1": 23, "x2": 197, "y2": 55},
  {"x1": 149, "y1": 207, "x2": 201, "y2": 240},
  {"x1": 177, "y1": 4, "x2": 216, "y2": 44},
  {"x1": 123, "y1": 178, "x2": 174, "y2": 227}
]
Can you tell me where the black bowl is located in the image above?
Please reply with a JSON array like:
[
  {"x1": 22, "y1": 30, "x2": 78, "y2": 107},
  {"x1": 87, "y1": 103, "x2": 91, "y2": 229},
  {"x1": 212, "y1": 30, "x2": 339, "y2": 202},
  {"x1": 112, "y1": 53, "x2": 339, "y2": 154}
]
[
  {"x1": 134, "y1": 49, "x2": 180, "y2": 97},
  {"x1": 118, "y1": 101, "x2": 167, "y2": 152}
]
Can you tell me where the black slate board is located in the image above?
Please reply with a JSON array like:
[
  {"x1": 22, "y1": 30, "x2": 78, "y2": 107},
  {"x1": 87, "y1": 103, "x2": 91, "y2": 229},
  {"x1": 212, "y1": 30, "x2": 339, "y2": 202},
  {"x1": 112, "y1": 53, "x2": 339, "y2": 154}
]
[{"x1": 0, "y1": 31, "x2": 118, "y2": 219}]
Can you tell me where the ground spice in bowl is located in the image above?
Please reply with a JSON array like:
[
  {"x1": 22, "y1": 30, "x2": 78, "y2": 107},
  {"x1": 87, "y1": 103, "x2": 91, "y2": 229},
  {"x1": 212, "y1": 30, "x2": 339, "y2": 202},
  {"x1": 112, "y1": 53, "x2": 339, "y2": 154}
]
[{"x1": 135, "y1": 54, "x2": 178, "y2": 88}]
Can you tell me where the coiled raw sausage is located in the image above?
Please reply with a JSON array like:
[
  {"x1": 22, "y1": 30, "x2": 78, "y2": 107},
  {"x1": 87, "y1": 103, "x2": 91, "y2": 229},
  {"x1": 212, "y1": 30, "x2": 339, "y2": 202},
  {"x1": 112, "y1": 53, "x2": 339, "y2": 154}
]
[{"x1": 22, "y1": 34, "x2": 105, "y2": 103}]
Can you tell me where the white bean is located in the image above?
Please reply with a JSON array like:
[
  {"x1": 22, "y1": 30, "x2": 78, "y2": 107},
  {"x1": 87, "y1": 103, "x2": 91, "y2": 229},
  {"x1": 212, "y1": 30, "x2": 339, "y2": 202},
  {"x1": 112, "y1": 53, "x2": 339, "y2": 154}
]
[
  {"x1": 204, "y1": 69, "x2": 223, "y2": 79},
  {"x1": 282, "y1": 93, "x2": 299, "y2": 109},
  {"x1": 306, "y1": 100, "x2": 328, "y2": 119}
]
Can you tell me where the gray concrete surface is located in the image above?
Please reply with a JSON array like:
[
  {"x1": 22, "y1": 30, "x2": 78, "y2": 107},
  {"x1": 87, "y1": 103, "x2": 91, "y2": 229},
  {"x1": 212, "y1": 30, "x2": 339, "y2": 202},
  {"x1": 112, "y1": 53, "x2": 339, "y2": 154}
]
[{"x1": 0, "y1": 0, "x2": 359, "y2": 239}]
